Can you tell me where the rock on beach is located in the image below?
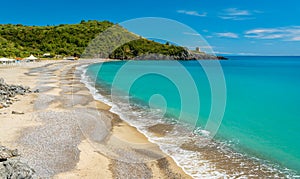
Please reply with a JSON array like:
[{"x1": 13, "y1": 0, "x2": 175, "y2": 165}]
[
  {"x1": 0, "y1": 78, "x2": 35, "y2": 109},
  {"x1": 0, "y1": 145, "x2": 35, "y2": 179}
]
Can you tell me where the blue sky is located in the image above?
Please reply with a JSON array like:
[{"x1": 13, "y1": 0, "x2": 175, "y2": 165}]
[{"x1": 1, "y1": 0, "x2": 300, "y2": 56}]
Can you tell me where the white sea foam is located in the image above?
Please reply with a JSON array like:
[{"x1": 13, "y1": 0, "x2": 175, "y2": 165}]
[{"x1": 78, "y1": 64, "x2": 113, "y2": 106}]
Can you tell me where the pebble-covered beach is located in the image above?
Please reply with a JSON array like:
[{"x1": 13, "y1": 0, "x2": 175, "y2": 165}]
[{"x1": 0, "y1": 60, "x2": 191, "y2": 178}]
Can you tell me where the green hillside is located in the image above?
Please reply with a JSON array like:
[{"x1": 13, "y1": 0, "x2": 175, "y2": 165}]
[
  {"x1": 0, "y1": 20, "x2": 114, "y2": 58},
  {"x1": 0, "y1": 20, "x2": 214, "y2": 60},
  {"x1": 109, "y1": 39, "x2": 188, "y2": 59}
]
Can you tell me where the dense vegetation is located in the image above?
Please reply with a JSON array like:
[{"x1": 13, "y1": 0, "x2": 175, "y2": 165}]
[
  {"x1": 109, "y1": 39, "x2": 188, "y2": 59},
  {"x1": 81, "y1": 24, "x2": 139, "y2": 58},
  {"x1": 0, "y1": 20, "x2": 215, "y2": 60},
  {"x1": 0, "y1": 20, "x2": 114, "y2": 58}
]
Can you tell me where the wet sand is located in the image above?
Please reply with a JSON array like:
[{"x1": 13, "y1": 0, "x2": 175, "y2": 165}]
[{"x1": 0, "y1": 60, "x2": 191, "y2": 178}]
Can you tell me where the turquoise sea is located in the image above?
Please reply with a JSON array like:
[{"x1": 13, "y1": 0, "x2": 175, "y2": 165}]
[{"x1": 83, "y1": 56, "x2": 300, "y2": 177}]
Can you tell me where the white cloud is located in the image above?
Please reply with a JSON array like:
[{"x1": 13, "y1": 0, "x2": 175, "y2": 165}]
[
  {"x1": 186, "y1": 45, "x2": 214, "y2": 50},
  {"x1": 236, "y1": 52, "x2": 259, "y2": 56},
  {"x1": 219, "y1": 16, "x2": 255, "y2": 21},
  {"x1": 224, "y1": 8, "x2": 250, "y2": 16},
  {"x1": 216, "y1": 32, "x2": 239, "y2": 39},
  {"x1": 245, "y1": 26, "x2": 300, "y2": 41},
  {"x1": 291, "y1": 36, "x2": 300, "y2": 41},
  {"x1": 214, "y1": 51, "x2": 233, "y2": 55},
  {"x1": 219, "y1": 8, "x2": 261, "y2": 21},
  {"x1": 219, "y1": 16, "x2": 236, "y2": 20},
  {"x1": 177, "y1": 10, "x2": 207, "y2": 17},
  {"x1": 214, "y1": 51, "x2": 259, "y2": 56},
  {"x1": 183, "y1": 32, "x2": 201, "y2": 36}
]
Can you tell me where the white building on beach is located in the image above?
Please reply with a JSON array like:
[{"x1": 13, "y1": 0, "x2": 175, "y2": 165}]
[{"x1": 0, "y1": 58, "x2": 15, "y2": 64}]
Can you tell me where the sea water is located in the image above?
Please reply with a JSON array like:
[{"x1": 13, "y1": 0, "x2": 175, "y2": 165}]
[{"x1": 83, "y1": 56, "x2": 300, "y2": 177}]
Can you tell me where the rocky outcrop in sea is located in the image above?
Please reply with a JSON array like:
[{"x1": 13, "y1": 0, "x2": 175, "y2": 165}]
[
  {"x1": 0, "y1": 146, "x2": 35, "y2": 178},
  {"x1": 0, "y1": 78, "x2": 38, "y2": 109}
]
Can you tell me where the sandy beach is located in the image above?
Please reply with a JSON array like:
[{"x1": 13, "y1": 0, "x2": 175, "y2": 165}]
[{"x1": 0, "y1": 60, "x2": 191, "y2": 178}]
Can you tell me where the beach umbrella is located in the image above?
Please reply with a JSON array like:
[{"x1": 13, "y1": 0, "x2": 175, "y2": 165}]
[{"x1": 24, "y1": 55, "x2": 38, "y2": 60}]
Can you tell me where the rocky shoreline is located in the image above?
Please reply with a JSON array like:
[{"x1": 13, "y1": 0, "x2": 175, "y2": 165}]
[
  {"x1": 0, "y1": 78, "x2": 38, "y2": 109},
  {"x1": 0, "y1": 79, "x2": 37, "y2": 178},
  {"x1": 0, "y1": 145, "x2": 35, "y2": 178}
]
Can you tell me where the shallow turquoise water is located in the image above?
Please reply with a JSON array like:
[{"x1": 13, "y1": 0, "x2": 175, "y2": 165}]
[{"x1": 86, "y1": 56, "x2": 300, "y2": 174}]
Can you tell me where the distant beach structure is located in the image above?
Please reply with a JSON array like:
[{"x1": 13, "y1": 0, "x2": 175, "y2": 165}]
[
  {"x1": 0, "y1": 57, "x2": 15, "y2": 64},
  {"x1": 24, "y1": 55, "x2": 38, "y2": 62},
  {"x1": 43, "y1": 53, "x2": 53, "y2": 58}
]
